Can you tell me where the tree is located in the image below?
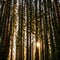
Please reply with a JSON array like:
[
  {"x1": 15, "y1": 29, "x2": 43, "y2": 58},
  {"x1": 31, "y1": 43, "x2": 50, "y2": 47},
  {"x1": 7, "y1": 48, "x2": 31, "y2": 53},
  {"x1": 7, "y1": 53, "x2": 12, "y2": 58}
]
[{"x1": 0, "y1": 0, "x2": 60, "y2": 60}]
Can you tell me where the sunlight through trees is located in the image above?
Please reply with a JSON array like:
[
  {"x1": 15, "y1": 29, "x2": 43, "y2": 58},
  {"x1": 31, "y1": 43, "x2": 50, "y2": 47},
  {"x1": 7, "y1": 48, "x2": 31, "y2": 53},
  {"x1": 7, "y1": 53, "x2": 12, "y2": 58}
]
[{"x1": 0, "y1": 0, "x2": 60, "y2": 60}]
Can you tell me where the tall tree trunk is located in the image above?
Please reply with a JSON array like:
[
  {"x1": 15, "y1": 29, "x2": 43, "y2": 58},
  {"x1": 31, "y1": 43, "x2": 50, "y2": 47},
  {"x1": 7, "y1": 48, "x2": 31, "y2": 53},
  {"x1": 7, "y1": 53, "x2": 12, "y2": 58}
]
[
  {"x1": 8, "y1": 0, "x2": 19, "y2": 60},
  {"x1": 0, "y1": 0, "x2": 12, "y2": 60}
]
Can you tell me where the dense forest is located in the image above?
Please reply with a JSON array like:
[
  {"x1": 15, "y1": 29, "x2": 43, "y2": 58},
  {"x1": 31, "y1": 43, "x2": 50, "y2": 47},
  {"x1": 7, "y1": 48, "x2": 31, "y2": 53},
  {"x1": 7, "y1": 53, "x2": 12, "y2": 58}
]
[{"x1": 0, "y1": 0, "x2": 60, "y2": 60}]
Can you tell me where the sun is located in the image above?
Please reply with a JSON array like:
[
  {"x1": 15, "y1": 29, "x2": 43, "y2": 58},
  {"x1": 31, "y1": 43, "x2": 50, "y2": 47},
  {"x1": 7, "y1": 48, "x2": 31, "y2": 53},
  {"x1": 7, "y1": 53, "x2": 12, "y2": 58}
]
[{"x1": 36, "y1": 41, "x2": 40, "y2": 48}]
